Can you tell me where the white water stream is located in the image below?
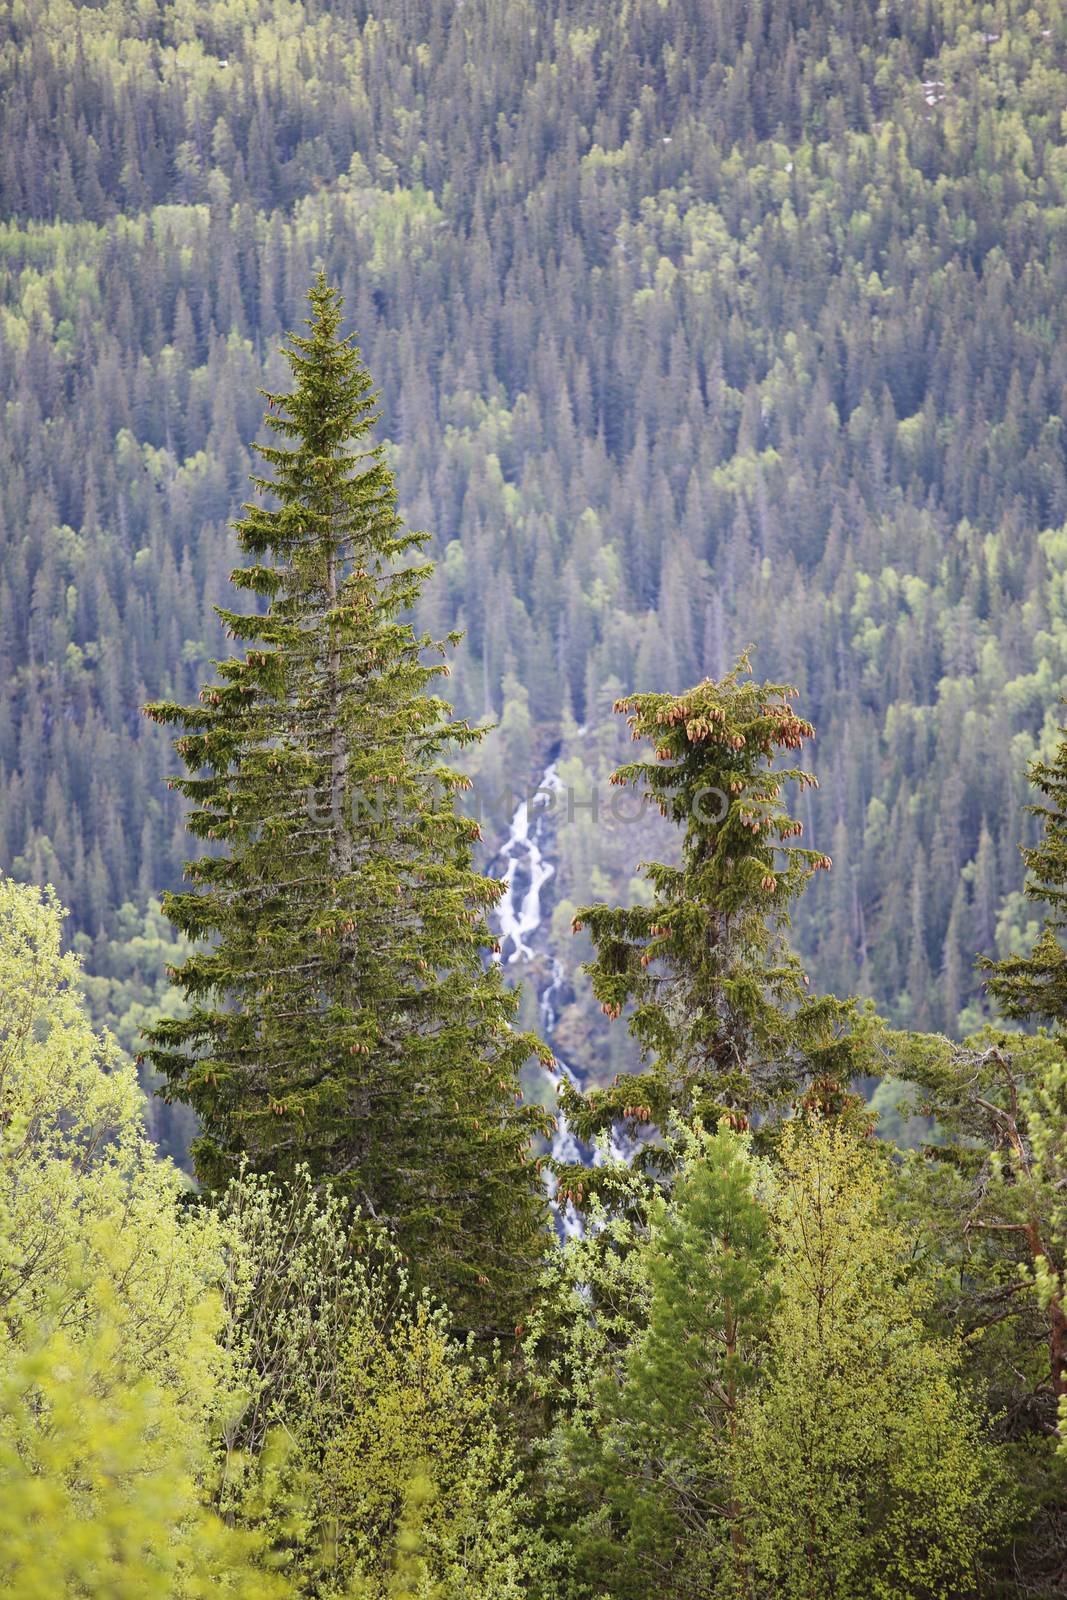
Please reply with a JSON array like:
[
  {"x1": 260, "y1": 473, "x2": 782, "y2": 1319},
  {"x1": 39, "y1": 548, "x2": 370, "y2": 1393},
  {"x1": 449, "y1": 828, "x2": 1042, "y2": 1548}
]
[
  {"x1": 492, "y1": 755, "x2": 630, "y2": 1237},
  {"x1": 495, "y1": 763, "x2": 562, "y2": 964}
]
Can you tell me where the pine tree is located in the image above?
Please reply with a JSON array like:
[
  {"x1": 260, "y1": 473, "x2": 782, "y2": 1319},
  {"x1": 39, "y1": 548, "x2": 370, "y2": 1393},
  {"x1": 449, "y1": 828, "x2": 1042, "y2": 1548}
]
[
  {"x1": 143, "y1": 277, "x2": 550, "y2": 1334},
  {"x1": 563, "y1": 659, "x2": 859, "y2": 1173},
  {"x1": 602, "y1": 1126, "x2": 773, "y2": 1595},
  {"x1": 984, "y1": 718, "x2": 1067, "y2": 1027},
  {"x1": 547, "y1": 1126, "x2": 774, "y2": 1600}
]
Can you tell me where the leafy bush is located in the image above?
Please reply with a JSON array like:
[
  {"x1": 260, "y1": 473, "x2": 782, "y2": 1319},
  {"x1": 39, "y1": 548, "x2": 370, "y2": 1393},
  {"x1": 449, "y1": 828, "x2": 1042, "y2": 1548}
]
[{"x1": 0, "y1": 877, "x2": 289, "y2": 1595}]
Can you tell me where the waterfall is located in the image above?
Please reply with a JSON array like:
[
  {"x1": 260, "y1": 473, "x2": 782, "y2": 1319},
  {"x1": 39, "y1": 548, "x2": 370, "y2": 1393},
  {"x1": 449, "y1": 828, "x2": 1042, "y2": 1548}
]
[
  {"x1": 494, "y1": 763, "x2": 562, "y2": 963},
  {"x1": 491, "y1": 753, "x2": 629, "y2": 1238}
]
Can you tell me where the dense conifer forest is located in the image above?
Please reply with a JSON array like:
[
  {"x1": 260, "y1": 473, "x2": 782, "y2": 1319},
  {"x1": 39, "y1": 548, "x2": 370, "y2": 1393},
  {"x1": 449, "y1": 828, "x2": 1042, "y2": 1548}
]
[
  {"x1": 6, "y1": 0, "x2": 1067, "y2": 1088},
  {"x1": 8, "y1": 1, "x2": 1067, "y2": 1594}
]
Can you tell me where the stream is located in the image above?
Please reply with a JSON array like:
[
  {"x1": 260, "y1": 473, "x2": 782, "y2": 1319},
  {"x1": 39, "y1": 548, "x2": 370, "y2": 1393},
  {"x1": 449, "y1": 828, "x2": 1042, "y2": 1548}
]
[{"x1": 492, "y1": 756, "x2": 630, "y2": 1237}]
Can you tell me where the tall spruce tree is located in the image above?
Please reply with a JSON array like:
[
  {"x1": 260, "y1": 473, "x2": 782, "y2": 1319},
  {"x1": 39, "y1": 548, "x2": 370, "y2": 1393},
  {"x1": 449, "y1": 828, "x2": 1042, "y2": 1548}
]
[
  {"x1": 562, "y1": 660, "x2": 862, "y2": 1178},
  {"x1": 984, "y1": 715, "x2": 1067, "y2": 1027},
  {"x1": 143, "y1": 276, "x2": 551, "y2": 1333}
]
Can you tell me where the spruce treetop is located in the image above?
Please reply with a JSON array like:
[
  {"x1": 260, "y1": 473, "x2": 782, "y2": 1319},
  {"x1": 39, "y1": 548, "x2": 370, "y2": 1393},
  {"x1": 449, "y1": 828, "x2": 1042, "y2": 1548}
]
[
  {"x1": 560, "y1": 659, "x2": 864, "y2": 1189},
  {"x1": 144, "y1": 276, "x2": 550, "y2": 1335}
]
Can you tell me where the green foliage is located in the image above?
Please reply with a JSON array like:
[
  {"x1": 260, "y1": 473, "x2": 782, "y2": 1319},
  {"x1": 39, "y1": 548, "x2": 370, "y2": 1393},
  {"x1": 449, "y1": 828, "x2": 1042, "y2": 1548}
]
[
  {"x1": 7, "y1": 1, "x2": 1067, "y2": 1588},
  {"x1": 985, "y1": 714, "x2": 1067, "y2": 1027},
  {"x1": 531, "y1": 1115, "x2": 1012, "y2": 1599},
  {"x1": 156, "y1": 1157, "x2": 549, "y2": 1600},
  {"x1": 5, "y1": 0, "x2": 1067, "y2": 1112},
  {"x1": 563, "y1": 664, "x2": 866, "y2": 1184},
  {"x1": 895, "y1": 1027, "x2": 1067, "y2": 1437},
  {"x1": 887, "y1": 1031, "x2": 1066, "y2": 1422},
  {"x1": 216, "y1": 1167, "x2": 546, "y2": 1598},
  {"x1": 347, "y1": 1474, "x2": 442, "y2": 1600},
  {"x1": 144, "y1": 278, "x2": 550, "y2": 1333},
  {"x1": 0, "y1": 1309, "x2": 292, "y2": 1600},
  {"x1": 73, "y1": 898, "x2": 190, "y2": 1058},
  {"x1": 0, "y1": 876, "x2": 290, "y2": 1596},
  {"x1": 0, "y1": 877, "x2": 227, "y2": 1428},
  {"x1": 0, "y1": 876, "x2": 546, "y2": 1597},
  {"x1": 735, "y1": 1120, "x2": 1010, "y2": 1599},
  {"x1": 1022, "y1": 1058, "x2": 1067, "y2": 1439},
  {"x1": 73, "y1": 898, "x2": 197, "y2": 1162},
  {"x1": 560, "y1": 1126, "x2": 774, "y2": 1598},
  {"x1": 865, "y1": 1073, "x2": 941, "y2": 1151},
  {"x1": 216, "y1": 1166, "x2": 405, "y2": 1472},
  {"x1": 310, "y1": 1300, "x2": 543, "y2": 1599},
  {"x1": 880, "y1": 1028, "x2": 1067, "y2": 1590}
]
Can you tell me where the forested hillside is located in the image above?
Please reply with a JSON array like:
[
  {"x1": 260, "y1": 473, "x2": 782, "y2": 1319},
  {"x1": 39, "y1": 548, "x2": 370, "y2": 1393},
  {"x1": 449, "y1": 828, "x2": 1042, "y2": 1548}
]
[{"x1": 4, "y1": 0, "x2": 1067, "y2": 1092}]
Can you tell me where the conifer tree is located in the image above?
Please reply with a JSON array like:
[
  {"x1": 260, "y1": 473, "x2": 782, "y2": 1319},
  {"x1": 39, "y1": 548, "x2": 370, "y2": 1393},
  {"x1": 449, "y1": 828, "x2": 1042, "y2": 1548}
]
[
  {"x1": 525, "y1": 1124, "x2": 773, "y2": 1600},
  {"x1": 984, "y1": 717, "x2": 1067, "y2": 1027},
  {"x1": 563, "y1": 659, "x2": 860, "y2": 1174},
  {"x1": 574, "y1": 1127, "x2": 773, "y2": 1598},
  {"x1": 143, "y1": 276, "x2": 550, "y2": 1333}
]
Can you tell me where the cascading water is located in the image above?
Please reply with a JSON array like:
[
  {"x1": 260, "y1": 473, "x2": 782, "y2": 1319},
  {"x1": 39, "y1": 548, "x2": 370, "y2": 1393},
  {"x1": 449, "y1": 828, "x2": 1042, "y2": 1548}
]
[
  {"x1": 491, "y1": 763, "x2": 583, "y2": 1235},
  {"x1": 494, "y1": 763, "x2": 562, "y2": 964},
  {"x1": 491, "y1": 754, "x2": 629, "y2": 1238}
]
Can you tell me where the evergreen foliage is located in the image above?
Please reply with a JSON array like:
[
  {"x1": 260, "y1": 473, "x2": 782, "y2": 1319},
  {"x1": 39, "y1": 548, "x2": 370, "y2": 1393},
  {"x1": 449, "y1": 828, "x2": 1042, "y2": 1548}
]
[
  {"x1": 562, "y1": 1126, "x2": 773, "y2": 1598},
  {"x1": 7, "y1": 1, "x2": 1067, "y2": 1589},
  {"x1": 528, "y1": 1116, "x2": 1009, "y2": 1599},
  {"x1": 564, "y1": 663, "x2": 864, "y2": 1174},
  {"x1": 985, "y1": 713, "x2": 1067, "y2": 1027},
  {"x1": 884, "y1": 1026, "x2": 1067, "y2": 1586},
  {"x1": 5, "y1": 0, "x2": 1067, "y2": 1084},
  {"x1": 143, "y1": 278, "x2": 550, "y2": 1333}
]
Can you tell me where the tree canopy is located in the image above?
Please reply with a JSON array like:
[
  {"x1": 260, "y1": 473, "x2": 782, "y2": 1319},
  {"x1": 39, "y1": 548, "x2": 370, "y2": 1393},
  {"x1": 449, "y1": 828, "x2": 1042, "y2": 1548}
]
[{"x1": 4, "y1": 1, "x2": 1067, "y2": 1111}]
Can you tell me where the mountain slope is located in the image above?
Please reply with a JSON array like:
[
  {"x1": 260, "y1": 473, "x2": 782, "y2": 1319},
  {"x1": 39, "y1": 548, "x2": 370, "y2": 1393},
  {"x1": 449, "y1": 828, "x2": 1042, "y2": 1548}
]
[{"x1": 2, "y1": 0, "x2": 1067, "y2": 1113}]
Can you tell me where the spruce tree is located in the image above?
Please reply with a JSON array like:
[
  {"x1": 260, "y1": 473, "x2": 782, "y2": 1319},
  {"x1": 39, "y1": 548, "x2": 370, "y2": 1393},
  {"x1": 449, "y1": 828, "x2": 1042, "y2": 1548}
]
[
  {"x1": 582, "y1": 1128, "x2": 774, "y2": 1597},
  {"x1": 563, "y1": 660, "x2": 860, "y2": 1175},
  {"x1": 984, "y1": 718, "x2": 1067, "y2": 1027},
  {"x1": 143, "y1": 276, "x2": 550, "y2": 1334}
]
